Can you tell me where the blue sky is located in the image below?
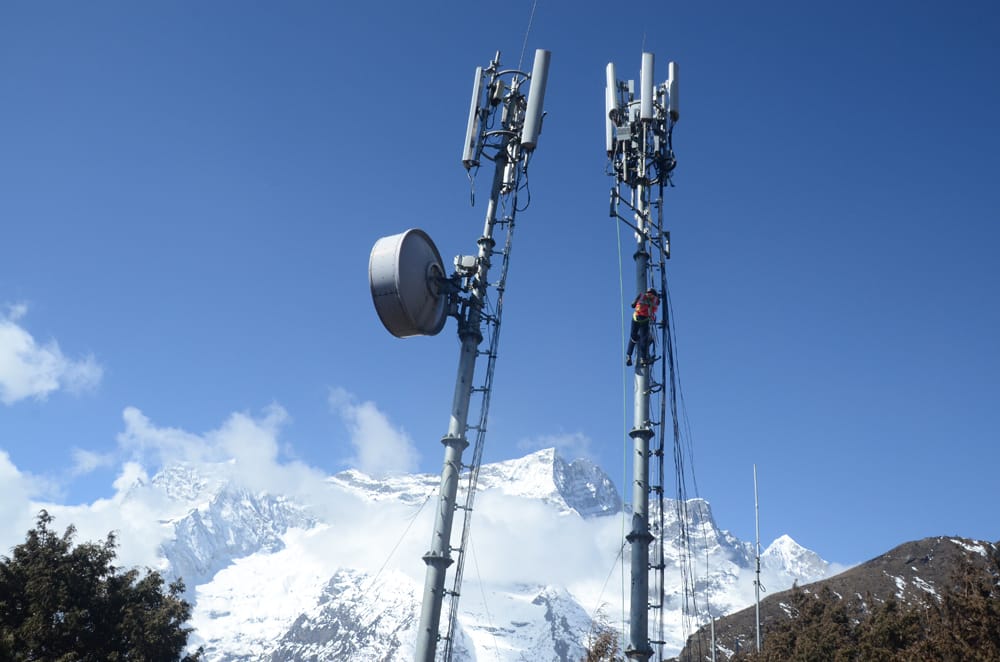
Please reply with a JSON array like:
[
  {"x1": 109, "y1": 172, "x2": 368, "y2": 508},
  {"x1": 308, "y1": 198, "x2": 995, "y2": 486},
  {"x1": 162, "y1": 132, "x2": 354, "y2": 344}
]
[{"x1": 1, "y1": 1, "x2": 998, "y2": 568}]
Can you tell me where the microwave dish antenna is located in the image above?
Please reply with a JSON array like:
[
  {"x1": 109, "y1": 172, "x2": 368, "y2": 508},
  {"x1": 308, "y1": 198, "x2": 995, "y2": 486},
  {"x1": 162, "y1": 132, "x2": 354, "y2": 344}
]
[{"x1": 369, "y1": 228, "x2": 448, "y2": 338}]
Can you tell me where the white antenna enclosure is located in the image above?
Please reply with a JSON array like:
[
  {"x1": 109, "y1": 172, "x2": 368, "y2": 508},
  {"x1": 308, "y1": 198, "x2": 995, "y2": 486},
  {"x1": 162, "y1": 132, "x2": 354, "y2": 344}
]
[
  {"x1": 667, "y1": 61, "x2": 680, "y2": 121},
  {"x1": 369, "y1": 229, "x2": 448, "y2": 338},
  {"x1": 462, "y1": 66, "x2": 485, "y2": 168},
  {"x1": 520, "y1": 49, "x2": 551, "y2": 151},
  {"x1": 605, "y1": 62, "x2": 617, "y2": 155},
  {"x1": 640, "y1": 52, "x2": 654, "y2": 121}
]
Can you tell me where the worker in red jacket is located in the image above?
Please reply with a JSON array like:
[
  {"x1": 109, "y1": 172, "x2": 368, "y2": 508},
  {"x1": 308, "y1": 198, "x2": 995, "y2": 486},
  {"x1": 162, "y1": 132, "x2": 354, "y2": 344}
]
[{"x1": 626, "y1": 287, "x2": 660, "y2": 366}]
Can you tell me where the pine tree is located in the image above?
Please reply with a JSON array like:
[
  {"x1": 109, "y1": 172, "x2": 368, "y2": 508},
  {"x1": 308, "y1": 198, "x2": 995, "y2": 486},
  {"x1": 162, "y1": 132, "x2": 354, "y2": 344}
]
[
  {"x1": 0, "y1": 510, "x2": 202, "y2": 661},
  {"x1": 922, "y1": 550, "x2": 1000, "y2": 661}
]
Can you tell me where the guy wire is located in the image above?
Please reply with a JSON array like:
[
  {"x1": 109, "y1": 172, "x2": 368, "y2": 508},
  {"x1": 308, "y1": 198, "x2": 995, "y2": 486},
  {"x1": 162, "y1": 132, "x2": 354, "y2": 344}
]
[
  {"x1": 615, "y1": 199, "x2": 629, "y2": 652},
  {"x1": 517, "y1": 0, "x2": 540, "y2": 72}
]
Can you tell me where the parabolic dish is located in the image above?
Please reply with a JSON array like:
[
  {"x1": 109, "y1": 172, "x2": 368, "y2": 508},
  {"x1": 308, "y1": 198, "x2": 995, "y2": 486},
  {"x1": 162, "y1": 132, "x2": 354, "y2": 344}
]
[{"x1": 369, "y1": 228, "x2": 448, "y2": 338}]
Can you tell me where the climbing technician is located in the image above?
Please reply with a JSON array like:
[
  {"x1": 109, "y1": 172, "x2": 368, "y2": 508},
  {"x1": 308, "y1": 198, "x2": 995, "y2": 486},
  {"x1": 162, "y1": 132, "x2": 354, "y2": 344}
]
[{"x1": 626, "y1": 287, "x2": 660, "y2": 367}]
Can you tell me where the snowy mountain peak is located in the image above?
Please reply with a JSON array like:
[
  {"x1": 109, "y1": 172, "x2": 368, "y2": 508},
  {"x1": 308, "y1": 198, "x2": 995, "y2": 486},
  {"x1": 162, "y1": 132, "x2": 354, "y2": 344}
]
[
  {"x1": 328, "y1": 468, "x2": 437, "y2": 506},
  {"x1": 151, "y1": 462, "x2": 230, "y2": 503},
  {"x1": 762, "y1": 533, "x2": 830, "y2": 583},
  {"x1": 139, "y1": 461, "x2": 320, "y2": 591},
  {"x1": 266, "y1": 569, "x2": 420, "y2": 661},
  {"x1": 474, "y1": 447, "x2": 622, "y2": 517},
  {"x1": 329, "y1": 447, "x2": 622, "y2": 518}
]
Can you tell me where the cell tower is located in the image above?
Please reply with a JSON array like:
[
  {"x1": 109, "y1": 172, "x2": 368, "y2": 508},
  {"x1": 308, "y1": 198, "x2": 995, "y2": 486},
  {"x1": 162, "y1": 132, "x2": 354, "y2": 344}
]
[
  {"x1": 369, "y1": 48, "x2": 551, "y2": 662},
  {"x1": 605, "y1": 52, "x2": 679, "y2": 661}
]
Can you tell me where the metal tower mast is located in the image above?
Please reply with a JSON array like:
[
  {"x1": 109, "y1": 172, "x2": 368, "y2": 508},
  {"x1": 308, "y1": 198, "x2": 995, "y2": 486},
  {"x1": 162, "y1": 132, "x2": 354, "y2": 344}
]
[
  {"x1": 411, "y1": 49, "x2": 550, "y2": 662},
  {"x1": 605, "y1": 52, "x2": 679, "y2": 662}
]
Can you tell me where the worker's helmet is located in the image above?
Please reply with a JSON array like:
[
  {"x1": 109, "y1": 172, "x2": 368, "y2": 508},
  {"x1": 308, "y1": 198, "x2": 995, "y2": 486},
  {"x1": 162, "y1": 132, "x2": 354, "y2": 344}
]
[{"x1": 647, "y1": 287, "x2": 657, "y2": 295}]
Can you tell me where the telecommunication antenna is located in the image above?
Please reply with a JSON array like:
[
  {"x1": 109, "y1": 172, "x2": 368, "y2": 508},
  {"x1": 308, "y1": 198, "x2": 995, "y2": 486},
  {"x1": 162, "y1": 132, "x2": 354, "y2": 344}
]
[
  {"x1": 753, "y1": 464, "x2": 764, "y2": 652},
  {"x1": 605, "y1": 52, "x2": 679, "y2": 662},
  {"x1": 369, "y1": 47, "x2": 550, "y2": 662}
]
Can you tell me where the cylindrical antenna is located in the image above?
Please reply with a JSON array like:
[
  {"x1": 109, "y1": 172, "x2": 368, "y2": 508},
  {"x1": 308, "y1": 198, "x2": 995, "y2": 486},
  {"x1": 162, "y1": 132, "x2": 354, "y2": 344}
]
[
  {"x1": 640, "y1": 52, "x2": 654, "y2": 121},
  {"x1": 462, "y1": 66, "x2": 485, "y2": 168},
  {"x1": 605, "y1": 62, "x2": 617, "y2": 155},
  {"x1": 521, "y1": 48, "x2": 551, "y2": 151},
  {"x1": 667, "y1": 61, "x2": 680, "y2": 122}
]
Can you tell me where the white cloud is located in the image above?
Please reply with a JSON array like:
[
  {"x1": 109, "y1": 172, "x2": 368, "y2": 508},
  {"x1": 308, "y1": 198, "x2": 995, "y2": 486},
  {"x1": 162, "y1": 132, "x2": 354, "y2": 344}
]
[
  {"x1": 112, "y1": 461, "x2": 149, "y2": 494},
  {"x1": 463, "y1": 490, "x2": 623, "y2": 590},
  {"x1": 0, "y1": 304, "x2": 103, "y2": 405},
  {"x1": 116, "y1": 405, "x2": 329, "y2": 499},
  {"x1": 5, "y1": 303, "x2": 27, "y2": 321},
  {"x1": 116, "y1": 404, "x2": 289, "y2": 471},
  {"x1": 0, "y1": 393, "x2": 425, "y2": 571},
  {"x1": 329, "y1": 387, "x2": 419, "y2": 475},
  {"x1": 70, "y1": 448, "x2": 116, "y2": 476},
  {"x1": 117, "y1": 406, "x2": 211, "y2": 466},
  {"x1": 46, "y1": 461, "x2": 170, "y2": 570},
  {"x1": 518, "y1": 431, "x2": 595, "y2": 460},
  {"x1": 27, "y1": 405, "x2": 332, "y2": 569},
  {"x1": 290, "y1": 496, "x2": 436, "y2": 585},
  {"x1": 0, "y1": 451, "x2": 43, "y2": 556},
  {"x1": 213, "y1": 404, "x2": 286, "y2": 474}
]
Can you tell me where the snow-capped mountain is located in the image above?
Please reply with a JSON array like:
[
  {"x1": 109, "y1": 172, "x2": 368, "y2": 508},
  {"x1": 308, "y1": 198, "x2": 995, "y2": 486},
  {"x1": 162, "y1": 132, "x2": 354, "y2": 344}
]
[
  {"x1": 329, "y1": 447, "x2": 621, "y2": 518},
  {"x1": 760, "y1": 533, "x2": 828, "y2": 582},
  {"x1": 267, "y1": 569, "x2": 421, "y2": 661},
  {"x1": 138, "y1": 448, "x2": 832, "y2": 660},
  {"x1": 141, "y1": 463, "x2": 318, "y2": 591}
]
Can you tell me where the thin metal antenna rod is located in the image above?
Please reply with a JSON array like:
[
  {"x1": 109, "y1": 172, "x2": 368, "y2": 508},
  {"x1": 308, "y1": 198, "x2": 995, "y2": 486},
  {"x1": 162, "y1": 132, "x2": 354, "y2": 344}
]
[
  {"x1": 415, "y1": 49, "x2": 550, "y2": 662},
  {"x1": 710, "y1": 611, "x2": 717, "y2": 662},
  {"x1": 754, "y1": 464, "x2": 762, "y2": 653}
]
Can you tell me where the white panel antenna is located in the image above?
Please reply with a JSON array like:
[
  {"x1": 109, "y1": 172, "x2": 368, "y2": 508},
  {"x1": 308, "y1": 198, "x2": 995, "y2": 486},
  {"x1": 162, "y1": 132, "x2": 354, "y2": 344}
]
[
  {"x1": 520, "y1": 48, "x2": 551, "y2": 151},
  {"x1": 640, "y1": 52, "x2": 654, "y2": 121},
  {"x1": 668, "y1": 61, "x2": 680, "y2": 121},
  {"x1": 462, "y1": 66, "x2": 485, "y2": 169},
  {"x1": 605, "y1": 62, "x2": 617, "y2": 155}
]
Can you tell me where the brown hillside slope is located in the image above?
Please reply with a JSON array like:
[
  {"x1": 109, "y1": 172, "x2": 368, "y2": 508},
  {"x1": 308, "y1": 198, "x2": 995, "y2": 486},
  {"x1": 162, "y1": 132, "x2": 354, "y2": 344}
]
[{"x1": 673, "y1": 536, "x2": 1000, "y2": 661}]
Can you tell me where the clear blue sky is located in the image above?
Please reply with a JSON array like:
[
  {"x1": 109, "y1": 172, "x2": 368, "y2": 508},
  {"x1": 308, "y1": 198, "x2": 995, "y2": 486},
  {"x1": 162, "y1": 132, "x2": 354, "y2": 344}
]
[{"x1": 1, "y1": 1, "x2": 997, "y2": 567}]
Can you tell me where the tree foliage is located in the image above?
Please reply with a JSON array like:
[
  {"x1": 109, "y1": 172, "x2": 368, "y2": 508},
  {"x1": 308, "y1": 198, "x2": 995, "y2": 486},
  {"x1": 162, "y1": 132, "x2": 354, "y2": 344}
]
[
  {"x1": 0, "y1": 511, "x2": 201, "y2": 661},
  {"x1": 730, "y1": 549, "x2": 1000, "y2": 662}
]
